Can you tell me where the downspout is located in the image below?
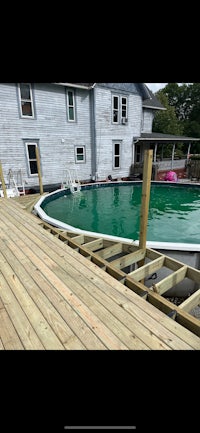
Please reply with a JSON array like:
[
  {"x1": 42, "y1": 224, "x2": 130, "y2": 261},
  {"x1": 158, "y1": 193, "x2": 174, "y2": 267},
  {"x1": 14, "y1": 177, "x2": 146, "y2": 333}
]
[
  {"x1": 187, "y1": 142, "x2": 191, "y2": 159},
  {"x1": 154, "y1": 143, "x2": 157, "y2": 162},
  {"x1": 90, "y1": 85, "x2": 97, "y2": 181},
  {"x1": 133, "y1": 138, "x2": 139, "y2": 163},
  {"x1": 171, "y1": 143, "x2": 175, "y2": 170}
]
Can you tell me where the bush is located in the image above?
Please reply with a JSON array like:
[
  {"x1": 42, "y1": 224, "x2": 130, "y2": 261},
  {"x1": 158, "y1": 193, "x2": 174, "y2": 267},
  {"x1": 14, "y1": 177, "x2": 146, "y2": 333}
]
[{"x1": 190, "y1": 154, "x2": 200, "y2": 160}]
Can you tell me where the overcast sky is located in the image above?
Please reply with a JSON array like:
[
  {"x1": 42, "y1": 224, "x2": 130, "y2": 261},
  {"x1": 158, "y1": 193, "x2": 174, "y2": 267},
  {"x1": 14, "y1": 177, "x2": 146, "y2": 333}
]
[
  {"x1": 145, "y1": 83, "x2": 192, "y2": 93},
  {"x1": 145, "y1": 83, "x2": 168, "y2": 93}
]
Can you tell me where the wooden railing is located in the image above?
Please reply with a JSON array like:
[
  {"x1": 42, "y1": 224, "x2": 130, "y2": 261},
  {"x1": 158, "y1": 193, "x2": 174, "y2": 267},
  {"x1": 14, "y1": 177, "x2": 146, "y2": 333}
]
[{"x1": 187, "y1": 159, "x2": 200, "y2": 180}]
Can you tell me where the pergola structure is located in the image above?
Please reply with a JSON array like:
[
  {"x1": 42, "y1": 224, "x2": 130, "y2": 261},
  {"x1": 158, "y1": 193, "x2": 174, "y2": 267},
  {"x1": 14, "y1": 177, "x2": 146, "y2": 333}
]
[
  {"x1": 136, "y1": 132, "x2": 200, "y2": 162},
  {"x1": 132, "y1": 132, "x2": 200, "y2": 180}
]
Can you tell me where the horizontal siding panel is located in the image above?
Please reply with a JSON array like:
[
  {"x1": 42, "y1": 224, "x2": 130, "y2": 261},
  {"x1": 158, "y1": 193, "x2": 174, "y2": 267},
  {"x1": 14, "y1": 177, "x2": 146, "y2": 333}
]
[
  {"x1": 143, "y1": 109, "x2": 154, "y2": 133},
  {"x1": 0, "y1": 83, "x2": 154, "y2": 187},
  {"x1": 0, "y1": 84, "x2": 92, "y2": 187},
  {"x1": 94, "y1": 87, "x2": 142, "y2": 180}
]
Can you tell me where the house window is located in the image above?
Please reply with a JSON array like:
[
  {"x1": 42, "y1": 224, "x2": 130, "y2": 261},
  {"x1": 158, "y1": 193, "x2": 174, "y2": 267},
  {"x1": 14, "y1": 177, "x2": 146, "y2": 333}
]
[
  {"x1": 112, "y1": 95, "x2": 128, "y2": 124},
  {"x1": 75, "y1": 146, "x2": 85, "y2": 163},
  {"x1": 67, "y1": 90, "x2": 75, "y2": 121},
  {"x1": 18, "y1": 83, "x2": 34, "y2": 118},
  {"x1": 112, "y1": 95, "x2": 119, "y2": 123},
  {"x1": 25, "y1": 142, "x2": 38, "y2": 175},
  {"x1": 135, "y1": 144, "x2": 141, "y2": 163},
  {"x1": 113, "y1": 142, "x2": 120, "y2": 168},
  {"x1": 121, "y1": 97, "x2": 127, "y2": 119}
]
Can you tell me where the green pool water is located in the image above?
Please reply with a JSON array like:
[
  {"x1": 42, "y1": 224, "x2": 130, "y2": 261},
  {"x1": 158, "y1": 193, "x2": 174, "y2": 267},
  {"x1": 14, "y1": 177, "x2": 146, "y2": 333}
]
[{"x1": 41, "y1": 183, "x2": 200, "y2": 244}]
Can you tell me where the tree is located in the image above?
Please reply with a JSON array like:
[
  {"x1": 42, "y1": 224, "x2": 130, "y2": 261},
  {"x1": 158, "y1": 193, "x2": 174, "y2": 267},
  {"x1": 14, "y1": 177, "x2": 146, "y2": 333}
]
[
  {"x1": 153, "y1": 84, "x2": 200, "y2": 155},
  {"x1": 161, "y1": 83, "x2": 191, "y2": 121},
  {"x1": 153, "y1": 91, "x2": 183, "y2": 135},
  {"x1": 153, "y1": 90, "x2": 184, "y2": 158}
]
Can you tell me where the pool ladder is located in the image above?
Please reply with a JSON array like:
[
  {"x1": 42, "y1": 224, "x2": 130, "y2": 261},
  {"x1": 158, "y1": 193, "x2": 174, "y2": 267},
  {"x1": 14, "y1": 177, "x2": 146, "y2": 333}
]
[{"x1": 61, "y1": 169, "x2": 81, "y2": 194}]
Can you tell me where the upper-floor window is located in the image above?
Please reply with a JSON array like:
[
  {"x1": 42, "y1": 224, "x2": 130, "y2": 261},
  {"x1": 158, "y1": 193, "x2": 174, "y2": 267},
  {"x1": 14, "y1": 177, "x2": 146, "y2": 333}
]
[
  {"x1": 112, "y1": 95, "x2": 119, "y2": 123},
  {"x1": 121, "y1": 97, "x2": 127, "y2": 119},
  {"x1": 112, "y1": 94, "x2": 127, "y2": 124},
  {"x1": 67, "y1": 90, "x2": 75, "y2": 121},
  {"x1": 18, "y1": 83, "x2": 34, "y2": 118}
]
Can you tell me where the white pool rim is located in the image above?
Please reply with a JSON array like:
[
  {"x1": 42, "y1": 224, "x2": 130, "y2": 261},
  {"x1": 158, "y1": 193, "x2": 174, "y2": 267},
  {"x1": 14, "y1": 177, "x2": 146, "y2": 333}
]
[{"x1": 34, "y1": 186, "x2": 200, "y2": 253}]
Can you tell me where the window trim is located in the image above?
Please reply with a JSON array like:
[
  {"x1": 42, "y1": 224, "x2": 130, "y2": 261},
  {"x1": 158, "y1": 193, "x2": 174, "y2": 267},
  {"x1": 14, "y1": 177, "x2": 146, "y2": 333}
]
[
  {"x1": 112, "y1": 95, "x2": 119, "y2": 124},
  {"x1": 67, "y1": 89, "x2": 76, "y2": 122},
  {"x1": 113, "y1": 141, "x2": 121, "y2": 169},
  {"x1": 75, "y1": 145, "x2": 85, "y2": 163},
  {"x1": 121, "y1": 96, "x2": 127, "y2": 119},
  {"x1": 18, "y1": 83, "x2": 35, "y2": 118},
  {"x1": 25, "y1": 141, "x2": 38, "y2": 176},
  {"x1": 112, "y1": 94, "x2": 128, "y2": 124}
]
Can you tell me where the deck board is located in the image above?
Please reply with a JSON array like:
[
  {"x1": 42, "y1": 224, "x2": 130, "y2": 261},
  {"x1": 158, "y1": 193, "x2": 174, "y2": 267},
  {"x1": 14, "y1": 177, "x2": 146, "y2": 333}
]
[
  {"x1": 0, "y1": 338, "x2": 4, "y2": 350},
  {"x1": 0, "y1": 271, "x2": 45, "y2": 350},
  {"x1": 0, "y1": 197, "x2": 200, "y2": 350},
  {"x1": 0, "y1": 206, "x2": 171, "y2": 349}
]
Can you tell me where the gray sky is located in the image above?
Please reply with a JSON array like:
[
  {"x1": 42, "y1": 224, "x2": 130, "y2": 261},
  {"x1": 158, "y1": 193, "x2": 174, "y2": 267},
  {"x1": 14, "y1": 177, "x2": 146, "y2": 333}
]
[
  {"x1": 145, "y1": 83, "x2": 168, "y2": 93},
  {"x1": 146, "y1": 83, "x2": 192, "y2": 93}
]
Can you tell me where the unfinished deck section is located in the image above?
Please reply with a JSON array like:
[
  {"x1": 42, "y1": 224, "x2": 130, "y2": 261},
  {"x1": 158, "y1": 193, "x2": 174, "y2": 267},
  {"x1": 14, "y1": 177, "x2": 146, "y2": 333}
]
[
  {"x1": 39, "y1": 225, "x2": 200, "y2": 338},
  {"x1": 0, "y1": 197, "x2": 200, "y2": 350}
]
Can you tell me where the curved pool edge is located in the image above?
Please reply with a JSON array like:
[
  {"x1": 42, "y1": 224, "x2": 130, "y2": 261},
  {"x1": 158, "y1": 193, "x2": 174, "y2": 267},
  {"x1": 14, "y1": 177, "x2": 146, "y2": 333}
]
[{"x1": 34, "y1": 186, "x2": 200, "y2": 253}]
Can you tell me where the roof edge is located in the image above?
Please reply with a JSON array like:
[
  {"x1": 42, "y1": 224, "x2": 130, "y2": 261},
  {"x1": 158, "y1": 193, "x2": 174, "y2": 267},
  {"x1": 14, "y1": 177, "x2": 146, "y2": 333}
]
[{"x1": 52, "y1": 83, "x2": 96, "y2": 90}]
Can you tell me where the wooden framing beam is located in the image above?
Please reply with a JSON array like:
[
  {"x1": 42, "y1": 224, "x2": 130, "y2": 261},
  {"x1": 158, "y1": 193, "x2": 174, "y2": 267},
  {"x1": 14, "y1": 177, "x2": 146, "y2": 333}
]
[
  {"x1": 164, "y1": 255, "x2": 185, "y2": 272},
  {"x1": 153, "y1": 265, "x2": 188, "y2": 295},
  {"x1": 146, "y1": 248, "x2": 163, "y2": 260},
  {"x1": 83, "y1": 238, "x2": 104, "y2": 251},
  {"x1": 128, "y1": 255, "x2": 165, "y2": 281},
  {"x1": 38, "y1": 221, "x2": 200, "y2": 337},
  {"x1": 110, "y1": 249, "x2": 146, "y2": 269},
  {"x1": 96, "y1": 242, "x2": 123, "y2": 259},
  {"x1": 186, "y1": 267, "x2": 200, "y2": 284},
  {"x1": 179, "y1": 288, "x2": 200, "y2": 313}
]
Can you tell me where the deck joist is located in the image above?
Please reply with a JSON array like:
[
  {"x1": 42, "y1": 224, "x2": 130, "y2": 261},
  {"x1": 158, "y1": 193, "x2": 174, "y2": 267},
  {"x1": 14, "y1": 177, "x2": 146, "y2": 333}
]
[{"x1": 0, "y1": 196, "x2": 200, "y2": 350}]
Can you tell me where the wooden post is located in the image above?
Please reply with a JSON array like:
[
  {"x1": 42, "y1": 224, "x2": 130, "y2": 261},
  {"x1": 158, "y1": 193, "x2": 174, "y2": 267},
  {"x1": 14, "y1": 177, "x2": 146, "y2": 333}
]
[
  {"x1": 0, "y1": 161, "x2": 8, "y2": 198},
  {"x1": 35, "y1": 146, "x2": 43, "y2": 195},
  {"x1": 171, "y1": 143, "x2": 175, "y2": 170},
  {"x1": 138, "y1": 149, "x2": 153, "y2": 270}
]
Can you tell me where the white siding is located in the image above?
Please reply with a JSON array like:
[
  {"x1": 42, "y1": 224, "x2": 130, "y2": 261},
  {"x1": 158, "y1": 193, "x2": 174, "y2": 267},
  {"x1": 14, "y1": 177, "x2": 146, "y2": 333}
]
[
  {"x1": 0, "y1": 83, "x2": 92, "y2": 189},
  {"x1": 94, "y1": 86, "x2": 143, "y2": 180},
  {"x1": 0, "y1": 83, "x2": 155, "y2": 189},
  {"x1": 142, "y1": 109, "x2": 154, "y2": 133}
]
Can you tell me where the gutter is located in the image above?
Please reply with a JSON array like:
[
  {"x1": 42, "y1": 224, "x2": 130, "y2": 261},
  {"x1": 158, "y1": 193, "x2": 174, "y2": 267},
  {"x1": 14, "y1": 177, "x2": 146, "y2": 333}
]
[
  {"x1": 90, "y1": 86, "x2": 97, "y2": 180},
  {"x1": 142, "y1": 104, "x2": 166, "y2": 110},
  {"x1": 53, "y1": 82, "x2": 96, "y2": 90}
]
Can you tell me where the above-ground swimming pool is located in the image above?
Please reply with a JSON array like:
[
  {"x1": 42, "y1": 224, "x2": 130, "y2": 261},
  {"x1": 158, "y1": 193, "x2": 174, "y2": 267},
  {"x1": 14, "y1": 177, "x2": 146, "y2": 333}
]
[{"x1": 34, "y1": 181, "x2": 200, "y2": 251}]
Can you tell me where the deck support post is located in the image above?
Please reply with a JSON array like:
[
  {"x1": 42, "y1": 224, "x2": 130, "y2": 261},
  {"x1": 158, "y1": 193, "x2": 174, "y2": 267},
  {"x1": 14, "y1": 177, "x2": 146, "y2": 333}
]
[
  {"x1": 35, "y1": 147, "x2": 44, "y2": 195},
  {"x1": 0, "y1": 161, "x2": 8, "y2": 198},
  {"x1": 138, "y1": 149, "x2": 153, "y2": 277}
]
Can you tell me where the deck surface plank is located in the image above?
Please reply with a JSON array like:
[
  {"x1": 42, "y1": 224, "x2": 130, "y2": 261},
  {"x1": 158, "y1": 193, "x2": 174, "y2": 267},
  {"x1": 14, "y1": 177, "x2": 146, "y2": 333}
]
[
  {"x1": 0, "y1": 295, "x2": 24, "y2": 350},
  {"x1": 0, "y1": 228, "x2": 107, "y2": 350},
  {"x1": 0, "y1": 205, "x2": 169, "y2": 349},
  {"x1": 0, "y1": 214, "x2": 142, "y2": 350},
  {"x1": 0, "y1": 338, "x2": 4, "y2": 350},
  {"x1": 0, "y1": 271, "x2": 45, "y2": 350},
  {"x1": 0, "y1": 197, "x2": 200, "y2": 350}
]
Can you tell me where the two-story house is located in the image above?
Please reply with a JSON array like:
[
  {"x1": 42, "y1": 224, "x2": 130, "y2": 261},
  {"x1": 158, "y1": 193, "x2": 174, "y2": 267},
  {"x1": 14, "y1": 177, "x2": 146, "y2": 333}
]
[{"x1": 0, "y1": 82, "x2": 198, "y2": 193}]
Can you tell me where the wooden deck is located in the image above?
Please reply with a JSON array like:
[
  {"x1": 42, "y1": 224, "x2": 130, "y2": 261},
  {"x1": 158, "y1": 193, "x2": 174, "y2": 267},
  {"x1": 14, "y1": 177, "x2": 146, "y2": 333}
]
[{"x1": 0, "y1": 196, "x2": 200, "y2": 350}]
